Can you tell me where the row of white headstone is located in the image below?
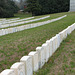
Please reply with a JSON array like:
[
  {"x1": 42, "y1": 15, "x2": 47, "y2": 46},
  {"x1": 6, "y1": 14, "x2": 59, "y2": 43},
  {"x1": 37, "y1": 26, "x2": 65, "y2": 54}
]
[
  {"x1": 0, "y1": 22, "x2": 75, "y2": 75},
  {"x1": 0, "y1": 18, "x2": 20, "y2": 23},
  {"x1": 0, "y1": 19, "x2": 6, "y2": 21},
  {"x1": 0, "y1": 16, "x2": 50, "y2": 28},
  {"x1": 5, "y1": 18, "x2": 20, "y2": 21},
  {"x1": 0, "y1": 15, "x2": 67, "y2": 36},
  {"x1": 0, "y1": 17, "x2": 34, "y2": 25}
]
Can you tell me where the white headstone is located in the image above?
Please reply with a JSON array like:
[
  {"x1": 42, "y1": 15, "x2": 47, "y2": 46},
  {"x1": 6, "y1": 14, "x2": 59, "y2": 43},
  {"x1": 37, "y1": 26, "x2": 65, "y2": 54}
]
[
  {"x1": 59, "y1": 32, "x2": 64, "y2": 43},
  {"x1": 9, "y1": 28, "x2": 13, "y2": 33},
  {"x1": 71, "y1": 24, "x2": 74, "y2": 31},
  {"x1": 36, "y1": 47, "x2": 45, "y2": 68},
  {"x1": 15, "y1": 27, "x2": 18, "y2": 32},
  {"x1": 0, "y1": 30, "x2": 3, "y2": 36},
  {"x1": 51, "y1": 37, "x2": 56, "y2": 53},
  {"x1": 55, "y1": 35, "x2": 60, "y2": 50},
  {"x1": 46, "y1": 40, "x2": 51, "y2": 57},
  {"x1": 66, "y1": 26, "x2": 71, "y2": 35},
  {"x1": 0, "y1": 69, "x2": 15, "y2": 75},
  {"x1": 1, "y1": 24, "x2": 7, "y2": 28},
  {"x1": 46, "y1": 40, "x2": 53, "y2": 57},
  {"x1": 68, "y1": 26, "x2": 71, "y2": 34},
  {"x1": 62, "y1": 29, "x2": 67, "y2": 39},
  {"x1": 72, "y1": 23, "x2": 75, "y2": 30},
  {"x1": 42, "y1": 43, "x2": 49, "y2": 62},
  {"x1": 36, "y1": 47, "x2": 42, "y2": 68},
  {"x1": 16, "y1": 27, "x2": 20, "y2": 31},
  {"x1": 28, "y1": 51, "x2": 39, "y2": 72},
  {"x1": 5, "y1": 29, "x2": 8, "y2": 34},
  {"x1": 11, "y1": 62, "x2": 25, "y2": 75},
  {"x1": 70, "y1": 24, "x2": 75, "y2": 32},
  {"x1": 13, "y1": 23, "x2": 17, "y2": 26},
  {"x1": 27, "y1": 25, "x2": 30, "y2": 29},
  {"x1": 49, "y1": 39, "x2": 53, "y2": 56},
  {"x1": 56, "y1": 34, "x2": 60, "y2": 48},
  {"x1": 19, "y1": 26, "x2": 24, "y2": 31},
  {"x1": 13, "y1": 27, "x2": 16, "y2": 32},
  {"x1": 23, "y1": 25, "x2": 27, "y2": 29},
  {"x1": 54, "y1": 36, "x2": 58, "y2": 51},
  {"x1": 73, "y1": 23, "x2": 75, "y2": 30},
  {"x1": 2, "y1": 29, "x2": 6, "y2": 35},
  {"x1": 20, "y1": 56, "x2": 33, "y2": 75}
]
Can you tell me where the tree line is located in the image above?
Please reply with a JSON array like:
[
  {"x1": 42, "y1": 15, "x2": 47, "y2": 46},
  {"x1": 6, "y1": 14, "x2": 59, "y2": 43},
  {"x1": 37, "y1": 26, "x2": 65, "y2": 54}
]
[
  {"x1": 0, "y1": 0, "x2": 19, "y2": 18},
  {"x1": 0, "y1": 0, "x2": 70, "y2": 18},
  {"x1": 26, "y1": 0, "x2": 70, "y2": 16}
]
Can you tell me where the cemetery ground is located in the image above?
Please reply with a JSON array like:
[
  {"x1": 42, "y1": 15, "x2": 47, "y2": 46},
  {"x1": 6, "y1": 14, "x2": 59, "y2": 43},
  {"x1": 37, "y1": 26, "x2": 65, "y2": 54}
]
[{"x1": 0, "y1": 12, "x2": 75, "y2": 73}]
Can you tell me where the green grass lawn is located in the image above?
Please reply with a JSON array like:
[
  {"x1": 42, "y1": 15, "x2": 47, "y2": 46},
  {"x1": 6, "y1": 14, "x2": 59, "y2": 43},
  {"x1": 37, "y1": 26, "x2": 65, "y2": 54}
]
[
  {"x1": 0, "y1": 12, "x2": 75, "y2": 72},
  {"x1": 14, "y1": 13, "x2": 32, "y2": 19},
  {"x1": 6, "y1": 13, "x2": 49, "y2": 19},
  {"x1": 34, "y1": 30, "x2": 75, "y2": 75},
  {"x1": 6, "y1": 13, "x2": 32, "y2": 19}
]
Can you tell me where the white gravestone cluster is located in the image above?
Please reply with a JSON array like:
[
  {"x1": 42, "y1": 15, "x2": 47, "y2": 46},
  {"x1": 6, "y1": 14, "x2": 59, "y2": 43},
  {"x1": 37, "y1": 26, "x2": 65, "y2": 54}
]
[
  {"x1": 0, "y1": 19, "x2": 6, "y2": 21},
  {"x1": 0, "y1": 16, "x2": 50, "y2": 28},
  {"x1": 0, "y1": 22, "x2": 75, "y2": 75},
  {"x1": 0, "y1": 15, "x2": 67, "y2": 37},
  {"x1": 0, "y1": 18, "x2": 20, "y2": 25},
  {"x1": 0, "y1": 17, "x2": 34, "y2": 28}
]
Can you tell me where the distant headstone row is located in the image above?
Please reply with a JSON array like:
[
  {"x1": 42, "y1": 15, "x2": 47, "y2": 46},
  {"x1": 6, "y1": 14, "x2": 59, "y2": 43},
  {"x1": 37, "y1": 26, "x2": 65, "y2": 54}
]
[
  {"x1": 0, "y1": 17, "x2": 34, "y2": 25},
  {"x1": 0, "y1": 16, "x2": 50, "y2": 28},
  {"x1": 0, "y1": 18, "x2": 20, "y2": 23},
  {"x1": 0, "y1": 15, "x2": 66, "y2": 36},
  {"x1": 0, "y1": 19, "x2": 6, "y2": 21},
  {"x1": 0, "y1": 21, "x2": 75, "y2": 75}
]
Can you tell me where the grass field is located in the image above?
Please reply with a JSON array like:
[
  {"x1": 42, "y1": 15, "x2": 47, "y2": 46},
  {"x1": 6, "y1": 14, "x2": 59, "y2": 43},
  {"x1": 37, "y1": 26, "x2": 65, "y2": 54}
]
[
  {"x1": 6, "y1": 13, "x2": 32, "y2": 19},
  {"x1": 14, "y1": 13, "x2": 32, "y2": 19},
  {"x1": 0, "y1": 12, "x2": 75, "y2": 72},
  {"x1": 34, "y1": 30, "x2": 75, "y2": 75}
]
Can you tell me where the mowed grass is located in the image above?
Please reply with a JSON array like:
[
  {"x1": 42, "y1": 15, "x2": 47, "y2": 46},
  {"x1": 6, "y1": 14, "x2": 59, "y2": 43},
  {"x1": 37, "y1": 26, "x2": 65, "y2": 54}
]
[
  {"x1": 0, "y1": 12, "x2": 75, "y2": 72},
  {"x1": 34, "y1": 30, "x2": 75, "y2": 75},
  {"x1": 6, "y1": 13, "x2": 32, "y2": 19},
  {"x1": 14, "y1": 13, "x2": 32, "y2": 19}
]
